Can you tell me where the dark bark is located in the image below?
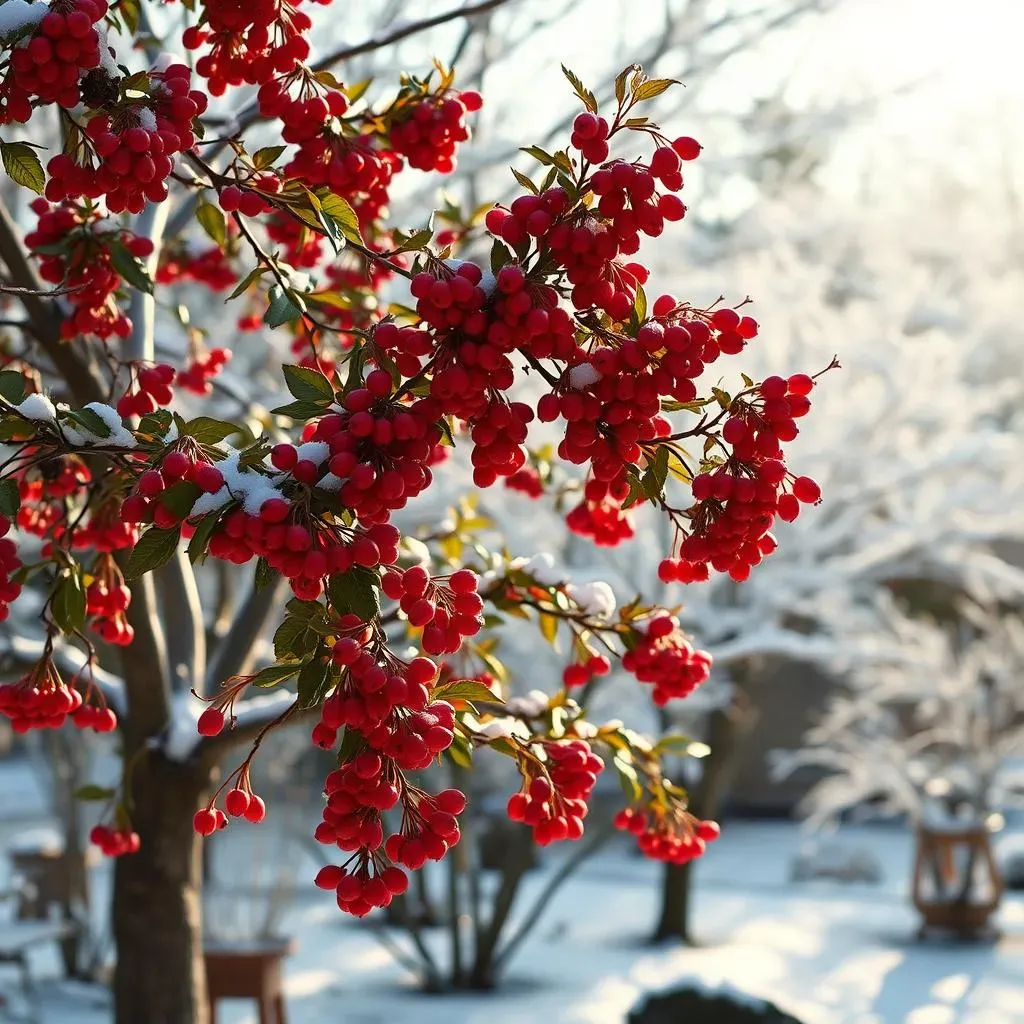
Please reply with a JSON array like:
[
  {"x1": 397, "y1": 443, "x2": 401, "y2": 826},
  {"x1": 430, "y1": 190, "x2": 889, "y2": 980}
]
[
  {"x1": 468, "y1": 823, "x2": 535, "y2": 989},
  {"x1": 113, "y1": 752, "x2": 212, "y2": 1024},
  {"x1": 652, "y1": 695, "x2": 759, "y2": 943}
]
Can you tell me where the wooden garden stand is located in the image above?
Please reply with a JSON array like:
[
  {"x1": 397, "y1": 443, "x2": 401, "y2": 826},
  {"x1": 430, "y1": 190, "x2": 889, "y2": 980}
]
[
  {"x1": 912, "y1": 824, "x2": 1003, "y2": 939},
  {"x1": 204, "y1": 937, "x2": 296, "y2": 1024}
]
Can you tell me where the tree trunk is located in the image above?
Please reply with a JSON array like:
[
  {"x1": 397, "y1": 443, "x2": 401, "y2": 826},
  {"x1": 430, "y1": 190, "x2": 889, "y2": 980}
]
[
  {"x1": 652, "y1": 694, "x2": 759, "y2": 943},
  {"x1": 113, "y1": 752, "x2": 211, "y2": 1024}
]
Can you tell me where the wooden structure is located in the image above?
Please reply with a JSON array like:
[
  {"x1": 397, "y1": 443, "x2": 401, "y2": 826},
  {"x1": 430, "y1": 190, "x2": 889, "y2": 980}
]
[
  {"x1": 204, "y1": 937, "x2": 295, "y2": 1024},
  {"x1": 0, "y1": 842, "x2": 84, "y2": 1021},
  {"x1": 912, "y1": 823, "x2": 1004, "y2": 938}
]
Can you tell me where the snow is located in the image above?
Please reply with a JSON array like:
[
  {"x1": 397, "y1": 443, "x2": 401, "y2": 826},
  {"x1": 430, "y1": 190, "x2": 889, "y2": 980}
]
[
  {"x1": 0, "y1": 1, "x2": 45, "y2": 38},
  {"x1": 567, "y1": 363, "x2": 602, "y2": 390},
  {"x1": 61, "y1": 403, "x2": 137, "y2": 449},
  {"x1": 136, "y1": 108, "x2": 157, "y2": 132},
  {"x1": 11, "y1": 819, "x2": 1024, "y2": 1024},
  {"x1": 162, "y1": 690, "x2": 205, "y2": 761},
  {"x1": 295, "y1": 441, "x2": 329, "y2": 466},
  {"x1": 199, "y1": 447, "x2": 282, "y2": 518},
  {"x1": 565, "y1": 580, "x2": 616, "y2": 619},
  {"x1": 15, "y1": 393, "x2": 56, "y2": 423},
  {"x1": 230, "y1": 690, "x2": 296, "y2": 730}
]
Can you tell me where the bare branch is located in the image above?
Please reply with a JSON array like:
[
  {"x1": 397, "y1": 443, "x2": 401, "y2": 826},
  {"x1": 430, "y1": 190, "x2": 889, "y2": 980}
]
[
  {"x1": 204, "y1": 575, "x2": 288, "y2": 693},
  {"x1": 155, "y1": 550, "x2": 207, "y2": 694}
]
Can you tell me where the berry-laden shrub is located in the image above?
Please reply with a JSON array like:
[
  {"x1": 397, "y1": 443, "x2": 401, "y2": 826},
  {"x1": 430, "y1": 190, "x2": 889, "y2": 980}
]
[{"x1": 0, "y1": 5, "x2": 832, "y2": 998}]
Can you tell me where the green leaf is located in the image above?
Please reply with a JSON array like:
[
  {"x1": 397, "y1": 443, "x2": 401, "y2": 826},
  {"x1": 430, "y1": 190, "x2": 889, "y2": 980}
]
[
  {"x1": 264, "y1": 286, "x2": 303, "y2": 329},
  {"x1": 490, "y1": 240, "x2": 512, "y2": 274},
  {"x1": 182, "y1": 416, "x2": 241, "y2": 445},
  {"x1": 51, "y1": 571, "x2": 86, "y2": 634},
  {"x1": 186, "y1": 510, "x2": 221, "y2": 562},
  {"x1": 343, "y1": 78, "x2": 373, "y2": 103},
  {"x1": 519, "y1": 145, "x2": 554, "y2": 166},
  {"x1": 326, "y1": 567, "x2": 380, "y2": 622},
  {"x1": 632, "y1": 78, "x2": 678, "y2": 102},
  {"x1": 711, "y1": 387, "x2": 732, "y2": 410},
  {"x1": 296, "y1": 652, "x2": 332, "y2": 708},
  {"x1": 137, "y1": 409, "x2": 173, "y2": 438},
  {"x1": 0, "y1": 141, "x2": 44, "y2": 195},
  {"x1": 336, "y1": 726, "x2": 365, "y2": 763},
  {"x1": 251, "y1": 662, "x2": 301, "y2": 688},
  {"x1": 641, "y1": 445, "x2": 670, "y2": 499},
  {"x1": 118, "y1": 0, "x2": 140, "y2": 33},
  {"x1": 539, "y1": 612, "x2": 559, "y2": 646},
  {"x1": 430, "y1": 679, "x2": 501, "y2": 706},
  {"x1": 73, "y1": 784, "x2": 116, "y2": 801},
  {"x1": 160, "y1": 480, "x2": 202, "y2": 519},
  {"x1": 107, "y1": 240, "x2": 154, "y2": 294},
  {"x1": 445, "y1": 730, "x2": 473, "y2": 768},
  {"x1": 561, "y1": 64, "x2": 598, "y2": 113},
  {"x1": 67, "y1": 408, "x2": 112, "y2": 438},
  {"x1": 196, "y1": 201, "x2": 228, "y2": 248},
  {"x1": 252, "y1": 145, "x2": 286, "y2": 170},
  {"x1": 0, "y1": 370, "x2": 26, "y2": 404},
  {"x1": 125, "y1": 527, "x2": 181, "y2": 579},
  {"x1": 317, "y1": 191, "x2": 363, "y2": 246},
  {"x1": 273, "y1": 616, "x2": 314, "y2": 661},
  {"x1": 269, "y1": 399, "x2": 330, "y2": 420},
  {"x1": 282, "y1": 364, "x2": 334, "y2": 403},
  {"x1": 390, "y1": 227, "x2": 434, "y2": 255},
  {"x1": 613, "y1": 750, "x2": 643, "y2": 801},
  {"x1": 615, "y1": 64, "x2": 638, "y2": 105},
  {"x1": 511, "y1": 167, "x2": 538, "y2": 195},
  {"x1": 254, "y1": 556, "x2": 274, "y2": 591},
  {"x1": 0, "y1": 479, "x2": 19, "y2": 518},
  {"x1": 225, "y1": 265, "x2": 267, "y2": 301}
]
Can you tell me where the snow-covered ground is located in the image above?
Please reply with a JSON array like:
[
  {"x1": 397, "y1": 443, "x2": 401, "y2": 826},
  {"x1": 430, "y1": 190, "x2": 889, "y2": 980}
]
[{"x1": 2, "y1": 809, "x2": 1023, "y2": 1024}]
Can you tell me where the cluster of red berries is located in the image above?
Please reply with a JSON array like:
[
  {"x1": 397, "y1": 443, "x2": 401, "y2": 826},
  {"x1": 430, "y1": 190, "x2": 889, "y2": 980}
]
[
  {"x1": 0, "y1": 0, "x2": 107, "y2": 121},
  {"x1": 218, "y1": 182, "x2": 276, "y2": 218},
  {"x1": 117, "y1": 364, "x2": 175, "y2": 418},
  {"x1": 507, "y1": 740, "x2": 604, "y2": 845},
  {"x1": 621, "y1": 615, "x2": 712, "y2": 706},
  {"x1": 121, "y1": 451, "x2": 225, "y2": 529},
  {"x1": 380, "y1": 566, "x2": 483, "y2": 655},
  {"x1": 194, "y1": 782, "x2": 266, "y2": 836},
  {"x1": 313, "y1": 773, "x2": 463, "y2": 916},
  {"x1": 0, "y1": 516, "x2": 22, "y2": 623},
  {"x1": 206, "y1": 500, "x2": 400, "y2": 602},
  {"x1": 287, "y1": 132, "x2": 401, "y2": 228},
  {"x1": 266, "y1": 209, "x2": 324, "y2": 269},
  {"x1": 561, "y1": 654, "x2": 611, "y2": 688},
  {"x1": 17, "y1": 456, "x2": 90, "y2": 545},
  {"x1": 157, "y1": 245, "x2": 237, "y2": 292},
  {"x1": 85, "y1": 557, "x2": 133, "y2": 646},
  {"x1": 388, "y1": 90, "x2": 481, "y2": 173},
  {"x1": 270, "y1": 371, "x2": 443, "y2": 527},
  {"x1": 565, "y1": 478, "x2": 635, "y2": 546},
  {"x1": 0, "y1": 668, "x2": 115, "y2": 734},
  {"x1": 26, "y1": 199, "x2": 153, "y2": 342},
  {"x1": 45, "y1": 64, "x2": 207, "y2": 214},
  {"x1": 505, "y1": 466, "x2": 544, "y2": 498},
  {"x1": 184, "y1": 0, "x2": 313, "y2": 96},
  {"x1": 70, "y1": 500, "x2": 139, "y2": 554},
  {"x1": 659, "y1": 373, "x2": 818, "y2": 583},
  {"x1": 614, "y1": 807, "x2": 720, "y2": 864},
  {"x1": 89, "y1": 824, "x2": 140, "y2": 858},
  {"x1": 176, "y1": 347, "x2": 231, "y2": 395}
]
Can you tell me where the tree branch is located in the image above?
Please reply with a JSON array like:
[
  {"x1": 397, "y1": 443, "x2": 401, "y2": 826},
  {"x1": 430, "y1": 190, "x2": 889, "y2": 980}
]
[
  {"x1": 155, "y1": 550, "x2": 207, "y2": 694},
  {"x1": 311, "y1": 0, "x2": 517, "y2": 73},
  {"x1": 204, "y1": 575, "x2": 287, "y2": 693},
  {"x1": 116, "y1": 569, "x2": 173, "y2": 747}
]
